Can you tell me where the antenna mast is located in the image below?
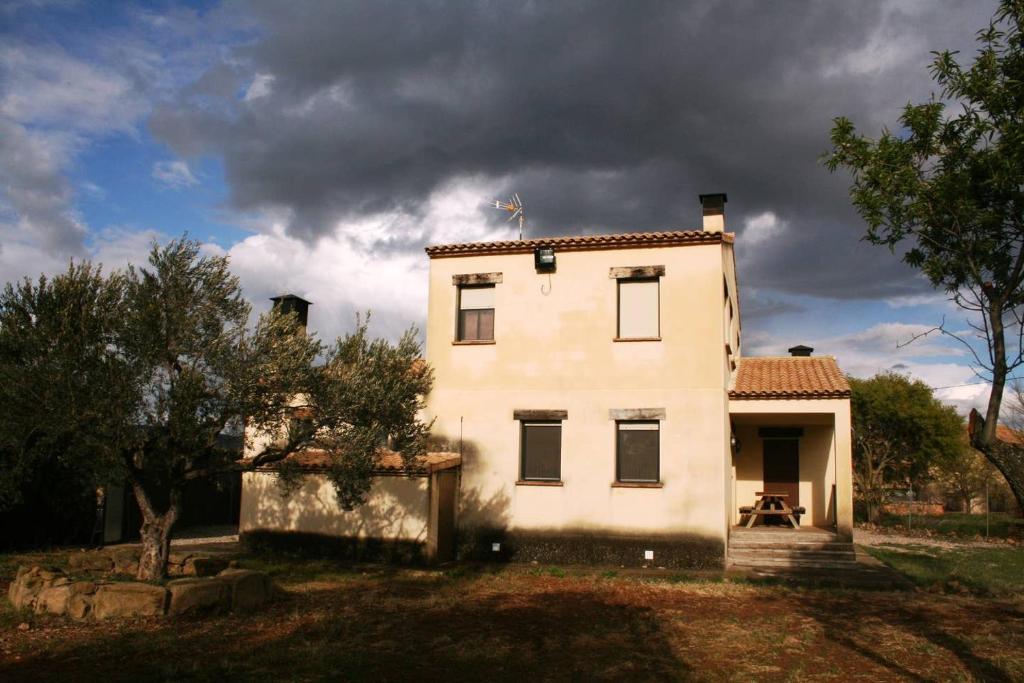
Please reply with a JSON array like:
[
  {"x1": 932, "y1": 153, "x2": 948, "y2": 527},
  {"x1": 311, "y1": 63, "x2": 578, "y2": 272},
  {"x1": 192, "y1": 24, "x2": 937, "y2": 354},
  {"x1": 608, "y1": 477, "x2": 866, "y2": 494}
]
[{"x1": 492, "y1": 193, "x2": 524, "y2": 240}]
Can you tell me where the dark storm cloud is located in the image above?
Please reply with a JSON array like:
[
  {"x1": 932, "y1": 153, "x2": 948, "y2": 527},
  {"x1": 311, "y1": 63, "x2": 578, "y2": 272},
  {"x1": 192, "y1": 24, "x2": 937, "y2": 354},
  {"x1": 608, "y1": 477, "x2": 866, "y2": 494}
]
[{"x1": 150, "y1": 0, "x2": 997, "y2": 299}]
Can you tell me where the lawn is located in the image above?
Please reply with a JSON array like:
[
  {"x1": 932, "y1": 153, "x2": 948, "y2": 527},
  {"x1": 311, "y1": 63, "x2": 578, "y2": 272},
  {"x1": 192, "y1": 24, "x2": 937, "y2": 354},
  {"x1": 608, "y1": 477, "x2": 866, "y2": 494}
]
[
  {"x1": 2, "y1": 550, "x2": 1024, "y2": 681},
  {"x1": 862, "y1": 544, "x2": 1024, "y2": 596},
  {"x1": 874, "y1": 512, "x2": 1024, "y2": 540}
]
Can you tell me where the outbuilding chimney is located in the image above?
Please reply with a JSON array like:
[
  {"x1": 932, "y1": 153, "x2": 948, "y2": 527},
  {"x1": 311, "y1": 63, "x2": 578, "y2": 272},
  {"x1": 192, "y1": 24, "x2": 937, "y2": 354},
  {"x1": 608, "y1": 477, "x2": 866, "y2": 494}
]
[
  {"x1": 788, "y1": 344, "x2": 813, "y2": 357},
  {"x1": 699, "y1": 193, "x2": 727, "y2": 233},
  {"x1": 270, "y1": 294, "x2": 312, "y2": 331}
]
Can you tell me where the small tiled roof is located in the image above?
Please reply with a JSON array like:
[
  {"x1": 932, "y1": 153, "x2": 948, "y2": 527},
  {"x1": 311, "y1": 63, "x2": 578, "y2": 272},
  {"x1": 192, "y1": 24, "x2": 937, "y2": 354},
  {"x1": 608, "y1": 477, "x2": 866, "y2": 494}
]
[
  {"x1": 425, "y1": 230, "x2": 734, "y2": 257},
  {"x1": 251, "y1": 448, "x2": 460, "y2": 475},
  {"x1": 730, "y1": 356, "x2": 851, "y2": 400}
]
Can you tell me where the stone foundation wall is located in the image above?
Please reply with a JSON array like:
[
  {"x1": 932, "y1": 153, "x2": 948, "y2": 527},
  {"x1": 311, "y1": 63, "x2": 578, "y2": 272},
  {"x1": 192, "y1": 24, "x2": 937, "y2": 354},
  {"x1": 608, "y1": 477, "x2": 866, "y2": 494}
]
[
  {"x1": 457, "y1": 527, "x2": 726, "y2": 569},
  {"x1": 241, "y1": 530, "x2": 426, "y2": 563},
  {"x1": 8, "y1": 565, "x2": 275, "y2": 620}
]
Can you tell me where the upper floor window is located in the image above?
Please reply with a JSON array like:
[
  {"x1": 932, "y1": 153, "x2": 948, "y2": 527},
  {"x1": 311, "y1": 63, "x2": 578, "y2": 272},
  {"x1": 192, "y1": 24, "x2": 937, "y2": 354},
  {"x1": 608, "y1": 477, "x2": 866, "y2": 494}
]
[
  {"x1": 618, "y1": 279, "x2": 660, "y2": 339},
  {"x1": 611, "y1": 266, "x2": 663, "y2": 341},
  {"x1": 457, "y1": 284, "x2": 495, "y2": 342},
  {"x1": 453, "y1": 273, "x2": 501, "y2": 343}
]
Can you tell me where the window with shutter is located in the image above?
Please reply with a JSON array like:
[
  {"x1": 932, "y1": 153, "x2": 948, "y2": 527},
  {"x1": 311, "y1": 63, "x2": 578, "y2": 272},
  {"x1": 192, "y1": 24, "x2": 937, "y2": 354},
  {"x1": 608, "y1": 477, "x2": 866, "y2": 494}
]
[
  {"x1": 616, "y1": 421, "x2": 660, "y2": 483},
  {"x1": 520, "y1": 422, "x2": 562, "y2": 481},
  {"x1": 457, "y1": 285, "x2": 495, "y2": 341},
  {"x1": 617, "y1": 278, "x2": 659, "y2": 339}
]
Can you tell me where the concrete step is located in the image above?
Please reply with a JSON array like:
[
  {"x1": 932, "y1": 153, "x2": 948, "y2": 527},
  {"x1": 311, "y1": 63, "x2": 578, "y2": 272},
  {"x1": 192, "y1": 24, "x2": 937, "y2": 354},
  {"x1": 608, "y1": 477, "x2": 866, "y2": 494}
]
[
  {"x1": 728, "y1": 556, "x2": 861, "y2": 570},
  {"x1": 732, "y1": 531, "x2": 838, "y2": 542},
  {"x1": 729, "y1": 540, "x2": 854, "y2": 552},
  {"x1": 729, "y1": 549, "x2": 856, "y2": 562}
]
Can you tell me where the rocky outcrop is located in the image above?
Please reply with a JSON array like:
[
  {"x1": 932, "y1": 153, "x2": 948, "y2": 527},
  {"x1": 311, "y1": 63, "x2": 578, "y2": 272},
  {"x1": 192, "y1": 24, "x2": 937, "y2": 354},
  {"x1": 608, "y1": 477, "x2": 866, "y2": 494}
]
[{"x1": 7, "y1": 564, "x2": 274, "y2": 620}]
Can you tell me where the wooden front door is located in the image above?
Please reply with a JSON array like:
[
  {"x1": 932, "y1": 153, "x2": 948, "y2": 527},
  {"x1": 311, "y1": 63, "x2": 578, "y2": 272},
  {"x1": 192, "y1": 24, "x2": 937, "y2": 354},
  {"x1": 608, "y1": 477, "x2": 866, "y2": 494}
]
[{"x1": 763, "y1": 438, "x2": 799, "y2": 522}]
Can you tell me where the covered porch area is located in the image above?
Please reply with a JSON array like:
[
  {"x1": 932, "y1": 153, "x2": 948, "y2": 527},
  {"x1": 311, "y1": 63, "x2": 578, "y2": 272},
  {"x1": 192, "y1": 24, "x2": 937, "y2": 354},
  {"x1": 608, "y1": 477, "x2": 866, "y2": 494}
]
[{"x1": 729, "y1": 399, "x2": 853, "y2": 541}]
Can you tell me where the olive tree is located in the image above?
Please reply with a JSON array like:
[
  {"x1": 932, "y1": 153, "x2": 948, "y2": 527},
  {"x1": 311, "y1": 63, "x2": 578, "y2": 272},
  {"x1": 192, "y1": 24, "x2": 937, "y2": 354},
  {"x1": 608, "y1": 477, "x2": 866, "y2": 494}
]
[{"x1": 0, "y1": 238, "x2": 432, "y2": 579}]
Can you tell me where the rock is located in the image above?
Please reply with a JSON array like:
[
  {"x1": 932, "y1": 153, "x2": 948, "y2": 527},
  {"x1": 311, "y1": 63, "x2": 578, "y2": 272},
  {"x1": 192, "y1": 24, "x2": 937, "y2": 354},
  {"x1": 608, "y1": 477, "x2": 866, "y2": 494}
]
[
  {"x1": 34, "y1": 585, "x2": 72, "y2": 615},
  {"x1": 183, "y1": 557, "x2": 229, "y2": 578},
  {"x1": 92, "y1": 583, "x2": 168, "y2": 620},
  {"x1": 66, "y1": 582, "x2": 98, "y2": 620},
  {"x1": 8, "y1": 566, "x2": 64, "y2": 610},
  {"x1": 110, "y1": 547, "x2": 141, "y2": 575},
  {"x1": 16, "y1": 623, "x2": 29, "y2": 631},
  {"x1": 166, "y1": 578, "x2": 229, "y2": 616},
  {"x1": 67, "y1": 552, "x2": 113, "y2": 573},
  {"x1": 217, "y1": 569, "x2": 270, "y2": 611}
]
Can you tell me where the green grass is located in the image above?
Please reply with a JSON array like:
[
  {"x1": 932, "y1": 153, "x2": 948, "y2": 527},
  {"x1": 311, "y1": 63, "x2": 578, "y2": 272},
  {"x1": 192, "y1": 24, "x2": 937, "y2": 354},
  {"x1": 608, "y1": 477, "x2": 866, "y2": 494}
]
[
  {"x1": 875, "y1": 512, "x2": 1024, "y2": 539},
  {"x1": 864, "y1": 544, "x2": 1024, "y2": 595}
]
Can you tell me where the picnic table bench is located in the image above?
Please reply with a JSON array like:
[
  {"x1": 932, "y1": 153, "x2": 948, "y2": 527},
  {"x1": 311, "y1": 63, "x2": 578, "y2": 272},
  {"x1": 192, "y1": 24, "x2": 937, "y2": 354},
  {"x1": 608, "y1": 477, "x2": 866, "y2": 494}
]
[{"x1": 740, "y1": 492, "x2": 805, "y2": 528}]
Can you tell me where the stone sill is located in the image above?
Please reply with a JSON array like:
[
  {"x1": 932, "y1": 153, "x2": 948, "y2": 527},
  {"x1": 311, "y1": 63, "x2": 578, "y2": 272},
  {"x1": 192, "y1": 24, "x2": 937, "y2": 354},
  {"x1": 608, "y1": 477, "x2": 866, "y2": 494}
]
[
  {"x1": 516, "y1": 480, "x2": 564, "y2": 487},
  {"x1": 613, "y1": 337, "x2": 662, "y2": 343},
  {"x1": 611, "y1": 481, "x2": 664, "y2": 489},
  {"x1": 452, "y1": 340, "x2": 496, "y2": 345}
]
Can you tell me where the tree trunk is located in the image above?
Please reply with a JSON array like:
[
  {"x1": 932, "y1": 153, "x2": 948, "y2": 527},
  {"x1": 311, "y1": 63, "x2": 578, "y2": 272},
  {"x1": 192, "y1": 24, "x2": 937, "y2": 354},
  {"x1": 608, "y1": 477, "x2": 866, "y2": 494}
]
[
  {"x1": 971, "y1": 302, "x2": 1024, "y2": 514},
  {"x1": 129, "y1": 478, "x2": 181, "y2": 581}
]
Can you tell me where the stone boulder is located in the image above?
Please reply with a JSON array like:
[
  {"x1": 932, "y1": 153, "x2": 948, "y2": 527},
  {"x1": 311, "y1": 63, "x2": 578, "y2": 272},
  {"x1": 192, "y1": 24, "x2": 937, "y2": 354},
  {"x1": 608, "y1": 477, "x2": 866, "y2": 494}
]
[
  {"x1": 166, "y1": 578, "x2": 230, "y2": 616},
  {"x1": 217, "y1": 569, "x2": 271, "y2": 611},
  {"x1": 183, "y1": 556, "x2": 230, "y2": 577},
  {"x1": 66, "y1": 551, "x2": 113, "y2": 573},
  {"x1": 8, "y1": 566, "x2": 66, "y2": 611},
  {"x1": 36, "y1": 581, "x2": 97, "y2": 618},
  {"x1": 93, "y1": 583, "x2": 168, "y2": 620},
  {"x1": 110, "y1": 547, "x2": 141, "y2": 576}
]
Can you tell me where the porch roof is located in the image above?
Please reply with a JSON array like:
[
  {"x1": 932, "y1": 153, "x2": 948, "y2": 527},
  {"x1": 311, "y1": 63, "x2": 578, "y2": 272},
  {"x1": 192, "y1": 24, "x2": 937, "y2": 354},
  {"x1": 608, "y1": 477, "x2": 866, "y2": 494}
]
[
  {"x1": 729, "y1": 356, "x2": 850, "y2": 400},
  {"x1": 245, "y1": 448, "x2": 461, "y2": 476}
]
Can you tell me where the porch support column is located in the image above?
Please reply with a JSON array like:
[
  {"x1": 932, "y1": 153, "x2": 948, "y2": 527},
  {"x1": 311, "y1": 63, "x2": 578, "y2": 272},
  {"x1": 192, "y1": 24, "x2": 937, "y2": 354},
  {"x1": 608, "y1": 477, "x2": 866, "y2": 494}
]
[{"x1": 834, "y1": 403, "x2": 854, "y2": 541}]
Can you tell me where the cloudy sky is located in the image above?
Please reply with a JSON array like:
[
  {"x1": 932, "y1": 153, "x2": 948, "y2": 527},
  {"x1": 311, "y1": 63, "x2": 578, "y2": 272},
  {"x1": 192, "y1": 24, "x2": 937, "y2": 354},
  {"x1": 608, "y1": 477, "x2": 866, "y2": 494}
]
[{"x1": 0, "y1": 0, "x2": 1008, "y2": 413}]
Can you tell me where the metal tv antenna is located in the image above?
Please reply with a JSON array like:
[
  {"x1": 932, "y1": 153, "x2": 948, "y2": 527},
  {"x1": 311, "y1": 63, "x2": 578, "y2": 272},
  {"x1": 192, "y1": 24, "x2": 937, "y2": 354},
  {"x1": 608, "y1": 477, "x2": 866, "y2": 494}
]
[{"x1": 492, "y1": 193, "x2": 524, "y2": 240}]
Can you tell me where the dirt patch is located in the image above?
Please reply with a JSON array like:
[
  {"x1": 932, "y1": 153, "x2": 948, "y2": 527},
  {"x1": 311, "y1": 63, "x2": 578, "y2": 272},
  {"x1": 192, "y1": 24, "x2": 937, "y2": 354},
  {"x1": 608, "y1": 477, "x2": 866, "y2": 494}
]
[{"x1": 856, "y1": 528, "x2": 1007, "y2": 550}]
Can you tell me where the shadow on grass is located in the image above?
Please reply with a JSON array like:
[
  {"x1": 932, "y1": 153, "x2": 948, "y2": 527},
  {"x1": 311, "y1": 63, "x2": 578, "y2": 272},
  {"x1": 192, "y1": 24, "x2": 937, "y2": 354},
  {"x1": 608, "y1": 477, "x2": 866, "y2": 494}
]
[{"x1": 790, "y1": 590, "x2": 1024, "y2": 683}]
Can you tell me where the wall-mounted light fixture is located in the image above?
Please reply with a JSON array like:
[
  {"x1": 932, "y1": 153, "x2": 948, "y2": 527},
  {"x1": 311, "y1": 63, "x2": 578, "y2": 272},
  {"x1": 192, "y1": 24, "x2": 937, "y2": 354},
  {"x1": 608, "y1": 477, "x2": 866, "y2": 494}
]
[{"x1": 534, "y1": 246, "x2": 556, "y2": 272}]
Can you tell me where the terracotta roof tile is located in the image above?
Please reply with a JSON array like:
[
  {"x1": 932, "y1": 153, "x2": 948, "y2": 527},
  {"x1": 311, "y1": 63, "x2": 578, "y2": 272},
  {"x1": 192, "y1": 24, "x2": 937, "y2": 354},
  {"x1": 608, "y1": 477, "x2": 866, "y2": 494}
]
[
  {"x1": 425, "y1": 230, "x2": 734, "y2": 258},
  {"x1": 250, "y1": 448, "x2": 460, "y2": 475},
  {"x1": 729, "y1": 356, "x2": 851, "y2": 400}
]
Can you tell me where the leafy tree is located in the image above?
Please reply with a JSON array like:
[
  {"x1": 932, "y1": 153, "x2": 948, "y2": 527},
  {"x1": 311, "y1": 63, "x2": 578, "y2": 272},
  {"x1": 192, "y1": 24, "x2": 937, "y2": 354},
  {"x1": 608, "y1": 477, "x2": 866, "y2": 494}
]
[
  {"x1": 850, "y1": 373, "x2": 966, "y2": 522},
  {"x1": 250, "y1": 315, "x2": 434, "y2": 509},
  {"x1": 825, "y1": 1, "x2": 1024, "y2": 511},
  {"x1": 933, "y1": 446, "x2": 999, "y2": 513},
  {"x1": 0, "y1": 239, "x2": 433, "y2": 579}
]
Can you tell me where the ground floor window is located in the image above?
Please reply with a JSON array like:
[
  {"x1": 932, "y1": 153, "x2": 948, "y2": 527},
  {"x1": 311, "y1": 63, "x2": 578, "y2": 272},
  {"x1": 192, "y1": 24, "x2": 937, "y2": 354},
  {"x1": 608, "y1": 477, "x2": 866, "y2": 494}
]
[
  {"x1": 520, "y1": 421, "x2": 562, "y2": 481},
  {"x1": 616, "y1": 421, "x2": 659, "y2": 483}
]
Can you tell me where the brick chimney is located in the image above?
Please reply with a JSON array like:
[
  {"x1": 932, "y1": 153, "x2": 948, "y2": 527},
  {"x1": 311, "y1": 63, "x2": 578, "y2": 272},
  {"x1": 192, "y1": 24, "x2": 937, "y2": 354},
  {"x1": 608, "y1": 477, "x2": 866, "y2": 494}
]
[
  {"x1": 270, "y1": 294, "x2": 312, "y2": 331},
  {"x1": 699, "y1": 193, "x2": 727, "y2": 233},
  {"x1": 788, "y1": 344, "x2": 813, "y2": 357}
]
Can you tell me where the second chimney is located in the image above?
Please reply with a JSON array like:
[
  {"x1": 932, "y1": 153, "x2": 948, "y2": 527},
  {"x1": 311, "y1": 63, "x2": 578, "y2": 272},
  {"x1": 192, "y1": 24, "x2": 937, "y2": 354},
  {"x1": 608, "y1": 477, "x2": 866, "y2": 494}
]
[
  {"x1": 699, "y1": 193, "x2": 727, "y2": 233},
  {"x1": 788, "y1": 345, "x2": 813, "y2": 357},
  {"x1": 270, "y1": 293, "x2": 313, "y2": 332}
]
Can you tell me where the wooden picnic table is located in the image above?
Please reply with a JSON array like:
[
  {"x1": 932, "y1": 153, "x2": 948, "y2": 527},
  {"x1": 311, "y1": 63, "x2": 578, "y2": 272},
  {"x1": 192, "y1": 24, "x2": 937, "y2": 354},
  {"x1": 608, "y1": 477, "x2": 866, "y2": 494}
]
[{"x1": 742, "y1": 491, "x2": 799, "y2": 528}]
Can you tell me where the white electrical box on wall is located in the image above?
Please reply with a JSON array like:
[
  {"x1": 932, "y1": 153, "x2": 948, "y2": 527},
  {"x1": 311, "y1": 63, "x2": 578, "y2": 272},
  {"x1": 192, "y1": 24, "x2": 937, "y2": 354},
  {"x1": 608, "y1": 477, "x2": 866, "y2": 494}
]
[
  {"x1": 492, "y1": 542, "x2": 501, "y2": 552},
  {"x1": 644, "y1": 550, "x2": 654, "y2": 560}
]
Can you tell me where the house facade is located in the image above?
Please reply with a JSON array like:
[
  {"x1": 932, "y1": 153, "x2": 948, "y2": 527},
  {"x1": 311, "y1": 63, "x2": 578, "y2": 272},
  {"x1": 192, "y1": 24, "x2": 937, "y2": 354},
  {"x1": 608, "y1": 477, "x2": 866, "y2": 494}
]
[
  {"x1": 422, "y1": 194, "x2": 853, "y2": 567},
  {"x1": 238, "y1": 194, "x2": 854, "y2": 569}
]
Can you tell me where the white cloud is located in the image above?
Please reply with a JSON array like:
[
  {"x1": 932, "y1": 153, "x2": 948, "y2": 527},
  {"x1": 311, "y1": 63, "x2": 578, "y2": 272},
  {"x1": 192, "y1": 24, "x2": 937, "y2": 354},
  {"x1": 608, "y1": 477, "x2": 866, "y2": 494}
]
[
  {"x1": 0, "y1": 45, "x2": 146, "y2": 133},
  {"x1": 152, "y1": 160, "x2": 198, "y2": 189},
  {"x1": 244, "y1": 73, "x2": 274, "y2": 101},
  {"x1": 739, "y1": 211, "x2": 786, "y2": 246},
  {"x1": 223, "y1": 175, "x2": 510, "y2": 345}
]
